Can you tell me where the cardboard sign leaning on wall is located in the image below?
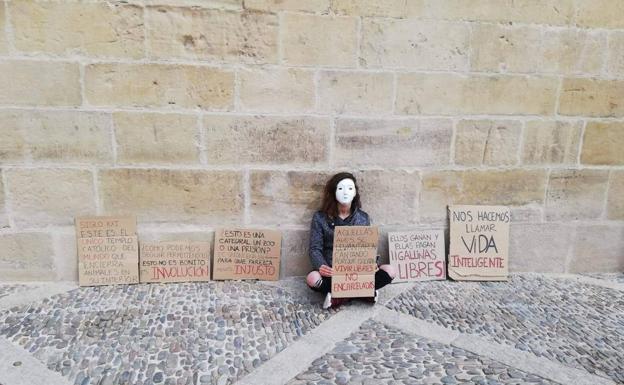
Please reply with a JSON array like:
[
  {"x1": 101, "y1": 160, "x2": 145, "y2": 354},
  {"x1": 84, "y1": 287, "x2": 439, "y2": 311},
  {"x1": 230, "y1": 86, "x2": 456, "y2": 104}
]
[
  {"x1": 448, "y1": 205, "x2": 510, "y2": 281},
  {"x1": 75, "y1": 216, "x2": 139, "y2": 287},
  {"x1": 388, "y1": 229, "x2": 446, "y2": 283},
  {"x1": 139, "y1": 241, "x2": 211, "y2": 284},
  {"x1": 331, "y1": 226, "x2": 378, "y2": 298},
  {"x1": 213, "y1": 228, "x2": 281, "y2": 281}
]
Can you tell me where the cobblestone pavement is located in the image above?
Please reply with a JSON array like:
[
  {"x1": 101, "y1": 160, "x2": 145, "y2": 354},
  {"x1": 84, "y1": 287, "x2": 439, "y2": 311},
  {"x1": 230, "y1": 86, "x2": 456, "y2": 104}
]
[
  {"x1": 0, "y1": 275, "x2": 621, "y2": 385},
  {"x1": 387, "y1": 275, "x2": 624, "y2": 383},
  {"x1": 0, "y1": 281, "x2": 334, "y2": 385},
  {"x1": 287, "y1": 320, "x2": 558, "y2": 385},
  {"x1": 0, "y1": 284, "x2": 31, "y2": 299},
  {"x1": 583, "y1": 273, "x2": 624, "y2": 283}
]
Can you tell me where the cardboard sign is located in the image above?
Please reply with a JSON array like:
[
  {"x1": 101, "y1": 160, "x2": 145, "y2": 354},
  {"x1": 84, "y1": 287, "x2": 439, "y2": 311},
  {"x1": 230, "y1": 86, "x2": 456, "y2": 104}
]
[
  {"x1": 213, "y1": 228, "x2": 281, "y2": 281},
  {"x1": 75, "y1": 216, "x2": 137, "y2": 239},
  {"x1": 76, "y1": 216, "x2": 139, "y2": 287},
  {"x1": 448, "y1": 205, "x2": 510, "y2": 281},
  {"x1": 331, "y1": 226, "x2": 378, "y2": 298},
  {"x1": 139, "y1": 241, "x2": 211, "y2": 283},
  {"x1": 388, "y1": 230, "x2": 446, "y2": 282}
]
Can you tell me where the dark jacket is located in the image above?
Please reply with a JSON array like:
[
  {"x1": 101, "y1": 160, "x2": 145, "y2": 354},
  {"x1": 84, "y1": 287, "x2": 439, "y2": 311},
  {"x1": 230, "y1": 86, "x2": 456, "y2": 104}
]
[{"x1": 308, "y1": 208, "x2": 371, "y2": 270}]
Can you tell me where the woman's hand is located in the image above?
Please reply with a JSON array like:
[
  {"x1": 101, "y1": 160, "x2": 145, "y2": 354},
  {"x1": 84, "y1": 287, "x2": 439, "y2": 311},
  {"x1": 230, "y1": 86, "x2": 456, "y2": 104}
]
[{"x1": 319, "y1": 265, "x2": 333, "y2": 277}]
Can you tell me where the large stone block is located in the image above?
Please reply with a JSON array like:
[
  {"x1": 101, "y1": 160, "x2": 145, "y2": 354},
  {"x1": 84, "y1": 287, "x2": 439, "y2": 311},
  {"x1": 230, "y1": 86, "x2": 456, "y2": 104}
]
[
  {"x1": 0, "y1": 110, "x2": 113, "y2": 164},
  {"x1": 140, "y1": 0, "x2": 242, "y2": 9},
  {"x1": 244, "y1": 0, "x2": 328, "y2": 12},
  {"x1": 99, "y1": 169, "x2": 243, "y2": 224},
  {"x1": 581, "y1": 121, "x2": 624, "y2": 165},
  {"x1": 607, "y1": 32, "x2": 624, "y2": 78},
  {"x1": 0, "y1": 232, "x2": 56, "y2": 281},
  {"x1": 318, "y1": 71, "x2": 393, "y2": 115},
  {"x1": 113, "y1": 112, "x2": 200, "y2": 164},
  {"x1": 607, "y1": 171, "x2": 624, "y2": 220},
  {"x1": 569, "y1": 225, "x2": 624, "y2": 272},
  {"x1": 0, "y1": 4, "x2": 6, "y2": 54},
  {"x1": 238, "y1": 68, "x2": 315, "y2": 113},
  {"x1": 53, "y1": 231, "x2": 79, "y2": 282},
  {"x1": 420, "y1": 170, "x2": 547, "y2": 222},
  {"x1": 508, "y1": 223, "x2": 574, "y2": 273},
  {"x1": 558, "y1": 78, "x2": 624, "y2": 117},
  {"x1": 281, "y1": 13, "x2": 358, "y2": 67},
  {"x1": 545, "y1": 170, "x2": 609, "y2": 220},
  {"x1": 357, "y1": 169, "x2": 420, "y2": 226},
  {"x1": 396, "y1": 73, "x2": 558, "y2": 115},
  {"x1": 85, "y1": 63, "x2": 234, "y2": 109},
  {"x1": 0, "y1": 173, "x2": 7, "y2": 228},
  {"x1": 203, "y1": 116, "x2": 329, "y2": 165},
  {"x1": 146, "y1": 7, "x2": 277, "y2": 63},
  {"x1": 0, "y1": 61, "x2": 81, "y2": 106},
  {"x1": 575, "y1": 0, "x2": 624, "y2": 28},
  {"x1": 470, "y1": 24, "x2": 604, "y2": 75},
  {"x1": 360, "y1": 19, "x2": 469, "y2": 70},
  {"x1": 281, "y1": 230, "x2": 312, "y2": 277},
  {"x1": 7, "y1": 169, "x2": 95, "y2": 227},
  {"x1": 454, "y1": 120, "x2": 521, "y2": 166},
  {"x1": 11, "y1": 1, "x2": 144, "y2": 58},
  {"x1": 521, "y1": 120, "x2": 581, "y2": 165},
  {"x1": 250, "y1": 170, "x2": 328, "y2": 226},
  {"x1": 334, "y1": 118, "x2": 452, "y2": 167},
  {"x1": 331, "y1": 0, "x2": 411, "y2": 17},
  {"x1": 423, "y1": 0, "x2": 575, "y2": 25}
]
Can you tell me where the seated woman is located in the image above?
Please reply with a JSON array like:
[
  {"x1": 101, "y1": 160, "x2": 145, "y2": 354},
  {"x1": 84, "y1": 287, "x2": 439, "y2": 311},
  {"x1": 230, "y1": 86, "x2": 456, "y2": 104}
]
[{"x1": 306, "y1": 172, "x2": 396, "y2": 309}]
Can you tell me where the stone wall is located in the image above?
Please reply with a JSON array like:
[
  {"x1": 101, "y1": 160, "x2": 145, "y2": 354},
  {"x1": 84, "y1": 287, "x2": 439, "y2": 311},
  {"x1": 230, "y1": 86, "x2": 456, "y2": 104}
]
[{"x1": 0, "y1": 0, "x2": 623, "y2": 281}]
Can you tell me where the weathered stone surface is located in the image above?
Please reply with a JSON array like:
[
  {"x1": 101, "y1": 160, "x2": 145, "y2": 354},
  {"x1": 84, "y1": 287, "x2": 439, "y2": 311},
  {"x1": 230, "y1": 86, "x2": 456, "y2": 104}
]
[
  {"x1": 471, "y1": 24, "x2": 604, "y2": 75},
  {"x1": 113, "y1": 112, "x2": 200, "y2": 164},
  {"x1": 570, "y1": 225, "x2": 624, "y2": 272},
  {"x1": 454, "y1": 120, "x2": 521, "y2": 166},
  {"x1": 250, "y1": 170, "x2": 328, "y2": 226},
  {"x1": 52, "y1": 231, "x2": 78, "y2": 281},
  {"x1": 0, "y1": 233, "x2": 55, "y2": 281},
  {"x1": 396, "y1": 73, "x2": 558, "y2": 115},
  {"x1": 422, "y1": 0, "x2": 575, "y2": 25},
  {"x1": 203, "y1": 116, "x2": 329, "y2": 165},
  {"x1": 607, "y1": 32, "x2": 624, "y2": 78},
  {"x1": 139, "y1": 230, "x2": 214, "y2": 244},
  {"x1": 0, "y1": 61, "x2": 81, "y2": 106},
  {"x1": 357, "y1": 170, "x2": 420, "y2": 225},
  {"x1": 99, "y1": 169, "x2": 243, "y2": 224},
  {"x1": 559, "y1": 78, "x2": 624, "y2": 117},
  {"x1": 318, "y1": 71, "x2": 393, "y2": 115},
  {"x1": 521, "y1": 120, "x2": 582, "y2": 165},
  {"x1": 420, "y1": 170, "x2": 547, "y2": 222},
  {"x1": 281, "y1": 13, "x2": 357, "y2": 67},
  {"x1": 334, "y1": 118, "x2": 452, "y2": 167},
  {"x1": 360, "y1": 19, "x2": 469, "y2": 70},
  {"x1": 607, "y1": 171, "x2": 624, "y2": 220},
  {"x1": 146, "y1": 7, "x2": 277, "y2": 63},
  {"x1": 7, "y1": 169, "x2": 95, "y2": 227},
  {"x1": 281, "y1": 230, "x2": 312, "y2": 277},
  {"x1": 581, "y1": 121, "x2": 624, "y2": 165},
  {"x1": 0, "y1": 173, "x2": 7, "y2": 228},
  {"x1": 85, "y1": 63, "x2": 234, "y2": 109},
  {"x1": 545, "y1": 170, "x2": 609, "y2": 220},
  {"x1": 331, "y1": 0, "x2": 411, "y2": 17},
  {"x1": 0, "y1": 110, "x2": 113, "y2": 164},
  {"x1": 244, "y1": 0, "x2": 328, "y2": 12},
  {"x1": 140, "y1": 0, "x2": 242, "y2": 9},
  {"x1": 0, "y1": 5, "x2": 6, "y2": 54},
  {"x1": 238, "y1": 68, "x2": 315, "y2": 113},
  {"x1": 11, "y1": 1, "x2": 144, "y2": 58},
  {"x1": 575, "y1": 0, "x2": 624, "y2": 28},
  {"x1": 509, "y1": 224, "x2": 573, "y2": 273}
]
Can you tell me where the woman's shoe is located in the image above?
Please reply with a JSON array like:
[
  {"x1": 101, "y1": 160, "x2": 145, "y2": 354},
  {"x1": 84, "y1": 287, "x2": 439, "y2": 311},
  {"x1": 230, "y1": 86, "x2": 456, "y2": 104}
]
[{"x1": 323, "y1": 292, "x2": 332, "y2": 309}]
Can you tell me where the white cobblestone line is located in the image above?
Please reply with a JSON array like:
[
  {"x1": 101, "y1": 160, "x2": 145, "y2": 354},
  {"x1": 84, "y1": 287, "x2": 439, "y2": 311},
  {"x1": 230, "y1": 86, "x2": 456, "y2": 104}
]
[
  {"x1": 0, "y1": 282, "x2": 78, "y2": 311},
  {"x1": 373, "y1": 307, "x2": 616, "y2": 385},
  {"x1": 235, "y1": 281, "x2": 418, "y2": 385},
  {"x1": 0, "y1": 338, "x2": 71, "y2": 385}
]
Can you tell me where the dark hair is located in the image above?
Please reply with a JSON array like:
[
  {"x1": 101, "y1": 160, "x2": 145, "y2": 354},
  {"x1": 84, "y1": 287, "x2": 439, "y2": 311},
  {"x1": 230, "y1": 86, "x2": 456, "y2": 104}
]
[{"x1": 320, "y1": 172, "x2": 361, "y2": 219}]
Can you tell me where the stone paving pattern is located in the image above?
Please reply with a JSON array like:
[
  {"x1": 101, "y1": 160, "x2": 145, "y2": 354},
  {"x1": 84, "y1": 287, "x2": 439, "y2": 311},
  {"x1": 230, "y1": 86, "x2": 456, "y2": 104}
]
[
  {"x1": 0, "y1": 285, "x2": 30, "y2": 299},
  {"x1": 387, "y1": 275, "x2": 624, "y2": 383},
  {"x1": 0, "y1": 281, "x2": 335, "y2": 385},
  {"x1": 287, "y1": 320, "x2": 558, "y2": 385}
]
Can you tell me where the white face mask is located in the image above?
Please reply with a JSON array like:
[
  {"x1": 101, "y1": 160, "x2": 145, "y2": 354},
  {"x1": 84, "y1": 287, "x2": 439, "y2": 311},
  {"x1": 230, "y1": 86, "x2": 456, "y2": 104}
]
[{"x1": 335, "y1": 178, "x2": 356, "y2": 205}]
